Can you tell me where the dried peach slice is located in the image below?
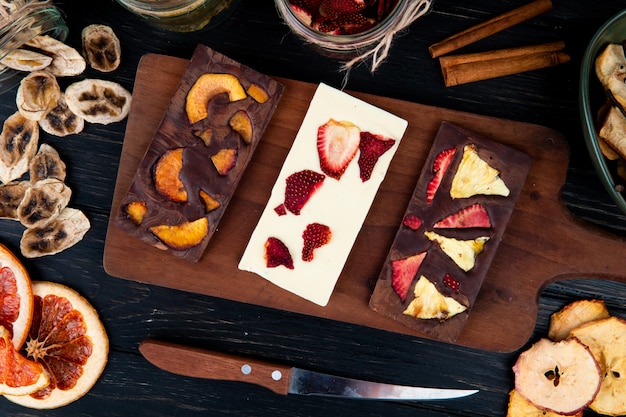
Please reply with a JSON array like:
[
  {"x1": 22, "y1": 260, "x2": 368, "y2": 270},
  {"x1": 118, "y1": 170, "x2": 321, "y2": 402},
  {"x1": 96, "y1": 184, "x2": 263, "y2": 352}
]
[
  {"x1": 211, "y1": 148, "x2": 238, "y2": 176},
  {"x1": 199, "y1": 190, "x2": 220, "y2": 212},
  {"x1": 149, "y1": 217, "x2": 209, "y2": 250},
  {"x1": 229, "y1": 110, "x2": 253, "y2": 144},
  {"x1": 185, "y1": 73, "x2": 247, "y2": 124},
  {"x1": 122, "y1": 201, "x2": 148, "y2": 225},
  {"x1": 192, "y1": 128, "x2": 213, "y2": 146},
  {"x1": 154, "y1": 148, "x2": 187, "y2": 203},
  {"x1": 247, "y1": 83, "x2": 269, "y2": 103},
  {"x1": 5, "y1": 281, "x2": 109, "y2": 409}
]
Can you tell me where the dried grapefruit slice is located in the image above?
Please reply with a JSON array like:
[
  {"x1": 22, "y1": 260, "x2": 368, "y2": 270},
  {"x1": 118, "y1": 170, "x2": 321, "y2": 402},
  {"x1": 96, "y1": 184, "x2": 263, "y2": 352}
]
[
  {"x1": 0, "y1": 242, "x2": 33, "y2": 350},
  {"x1": 5, "y1": 281, "x2": 109, "y2": 409},
  {"x1": 0, "y1": 325, "x2": 49, "y2": 396}
]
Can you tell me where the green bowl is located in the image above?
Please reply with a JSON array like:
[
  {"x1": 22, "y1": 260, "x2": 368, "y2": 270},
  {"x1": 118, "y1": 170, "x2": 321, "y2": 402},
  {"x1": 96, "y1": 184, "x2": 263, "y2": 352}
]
[{"x1": 580, "y1": 8, "x2": 626, "y2": 214}]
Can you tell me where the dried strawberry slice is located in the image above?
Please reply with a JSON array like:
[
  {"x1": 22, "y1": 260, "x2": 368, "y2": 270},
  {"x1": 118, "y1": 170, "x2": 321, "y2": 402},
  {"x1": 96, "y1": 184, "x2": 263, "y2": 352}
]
[
  {"x1": 281, "y1": 169, "x2": 326, "y2": 215},
  {"x1": 264, "y1": 237, "x2": 294, "y2": 270},
  {"x1": 319, "y1": 0, "x2": 366, "y2": 19},
  {"x1": 443, "y1": 274, "x2": 460, "y2": 293},
  {"x1": 434, "y1": 203, "x2": 491, "y2": 229},
  {"x1": 402, "y1": 214, "x2": 422, "y2": 230},
  {"x1": 302, "y1": 223, "x2": 332, "y2": 261},
  {"x1": 391, "y1": 252, "x2": 426, "y2": 301},
  {"x1": 357, "y1": 131, "x2": 395, "y2": 181},
  {"x1": 317, "y1": 119, "x2": 361, "y2": 180},
  {"x1": 426, "y1": 147, "x2": 456, "y2": 204},
  {"x1": 335, "y1": 13, "x2": 375, "y2": 35}
]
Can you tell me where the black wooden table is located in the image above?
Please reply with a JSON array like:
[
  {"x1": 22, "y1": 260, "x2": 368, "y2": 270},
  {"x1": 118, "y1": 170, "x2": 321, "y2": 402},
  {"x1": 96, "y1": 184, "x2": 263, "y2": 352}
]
[{"x1": 2, "y1": 1, "x2": 626, "y2": 416}]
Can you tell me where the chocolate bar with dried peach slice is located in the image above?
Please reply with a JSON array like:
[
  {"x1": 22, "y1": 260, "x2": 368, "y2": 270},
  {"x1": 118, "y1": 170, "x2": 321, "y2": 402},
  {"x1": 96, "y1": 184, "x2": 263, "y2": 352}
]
[
  {"x1": 369, "y1": 122, "x2": 531, "y2": 343},
  {"x1": 114, "y1": 45, "x2": 284, "y2": 262}
]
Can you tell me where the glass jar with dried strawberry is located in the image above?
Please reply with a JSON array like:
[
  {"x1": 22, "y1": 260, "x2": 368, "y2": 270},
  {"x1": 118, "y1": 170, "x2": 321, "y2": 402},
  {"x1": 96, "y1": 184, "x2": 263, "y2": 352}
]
[
  {"x1": 0, "y1": 0, "x2": 68, "y2": 94},
  {"x1": 275, "y1": 0, "x2": 433, "y2": 72}
]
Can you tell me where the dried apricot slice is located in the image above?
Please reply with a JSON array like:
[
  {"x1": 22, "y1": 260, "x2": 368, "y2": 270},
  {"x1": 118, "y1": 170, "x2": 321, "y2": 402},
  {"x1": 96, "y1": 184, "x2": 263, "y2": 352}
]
[
  {"x1": 5, "y1": 281, "x2": 109, "y2": 409},
  {"x1": 247, "y1": 83, "x2": 269, "y2": 103},
  {"x1": 149, "y1": 217, "x2": 209, "y2": 250},
  {"x1": 123, "y1": 201, "x2": 148, "y2": 225},
  {"x1": 211, "y1": 148, "x2": 238, "y2": 176},
  {"x1": 185, "y1": 73, "x2": 247, "y2": 124},
  {"x1": 154, "y1": 148, "x2": 187, "y2": 203},
  {"x1": 199, "y1": 190, "x2": 220, "y2": 212}
]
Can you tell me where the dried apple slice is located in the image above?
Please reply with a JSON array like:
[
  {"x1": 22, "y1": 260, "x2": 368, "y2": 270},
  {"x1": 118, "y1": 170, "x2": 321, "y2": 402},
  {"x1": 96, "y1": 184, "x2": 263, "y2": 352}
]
[
  {"x1": 149, "y1": 217, "x2": 209, "y2": 250},
  {"x1": 154, "y1": 148, "x2": 187, "y2": 203},
  {"x1": 229, "y1": 110, "x2": 253, "y2": 144},
  {"x1": 403, "y1": 276, "x2": 467, "y2": 321},
  {"x1": 506, "y1": 389, "x2": 582, "y2": 417},
  {"x1": 425, "y1": 231, "x2": 489, "y2": 272},
  {"x1": 513, "y1": 338, "x2": 601, "y2": 416},
  {"x1": 450, "y1": 144, "x2": 510, "y2": 198},
  {"x1": 570, "y1": 317, "x2": 626, "y2": 416},
  {"x1": 185, "y1": 73, "x2": 247, "y2": 124},
  {"x1": 548, "y1": 299, "x2": 610, "y2": 342}
]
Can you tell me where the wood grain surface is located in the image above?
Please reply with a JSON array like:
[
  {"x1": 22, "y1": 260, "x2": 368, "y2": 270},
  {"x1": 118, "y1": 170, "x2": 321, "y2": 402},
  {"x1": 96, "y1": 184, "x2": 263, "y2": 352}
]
[{"x1": 104, "y1": 53, "x2": 626, "y2": 352}]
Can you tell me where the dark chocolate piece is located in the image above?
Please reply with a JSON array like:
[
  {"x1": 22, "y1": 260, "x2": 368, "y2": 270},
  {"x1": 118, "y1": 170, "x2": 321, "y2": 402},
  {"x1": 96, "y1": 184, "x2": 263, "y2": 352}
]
[
  {"x1": 369, "y1": 121, "x2": 531, "y2": 342},
  {"x1": 114, "y1": 45, "x2": 284, "y2": 262}
]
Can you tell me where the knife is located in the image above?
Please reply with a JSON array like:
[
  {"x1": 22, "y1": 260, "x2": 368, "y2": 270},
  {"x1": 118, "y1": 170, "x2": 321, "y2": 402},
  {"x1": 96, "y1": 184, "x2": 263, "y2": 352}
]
[{"x1": 139, "y1": 340, "x2": 478, "y2": 401}]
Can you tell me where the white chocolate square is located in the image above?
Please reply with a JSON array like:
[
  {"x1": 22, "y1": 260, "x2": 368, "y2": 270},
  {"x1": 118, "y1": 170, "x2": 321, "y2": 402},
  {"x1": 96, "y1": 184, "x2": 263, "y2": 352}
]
[{"x1": 238, "y1": 83, "x2": 408, "y2": 306}]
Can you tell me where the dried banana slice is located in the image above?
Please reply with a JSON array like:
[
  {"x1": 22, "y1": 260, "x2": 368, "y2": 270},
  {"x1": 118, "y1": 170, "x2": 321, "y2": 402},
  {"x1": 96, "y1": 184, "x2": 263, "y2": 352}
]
[
  {"x1": 0, "y1": 111, "x2": 39, "y2": 184},
  {"x1": 0, "y1": 181, "x2": 29, "y2": 220},
  {"x1": 25, "y1": 35, "x2": 86, "y2": 77},
  {"x1": 0, "y1": 48, "x2": 52, "y2": 71},
  {"x1": 65, "y1": 79, "x2": 131, "y2": 124},
  {"x1": 16, "y1": 70, "x2": 61, "y2": 121},
  {"x1": 17, "y1": 178, "x2": 71, "y2": 228},
  {"x1": 82, "y1": 24, "x2": 121, "y2": 72},
  {"x1": 20, "y1": 207, "x2": 90, "y2": 258},
  {"x1": 29, "y1": 143, "x2": 66, "y2": 183},
  {"x1": 38, "y1": 94, "x2": 84, "y2": 137}
]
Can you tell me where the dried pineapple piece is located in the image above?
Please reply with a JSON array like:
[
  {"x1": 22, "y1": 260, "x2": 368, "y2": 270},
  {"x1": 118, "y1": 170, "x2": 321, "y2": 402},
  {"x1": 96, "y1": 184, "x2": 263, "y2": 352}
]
[
  {"x1": 403, "y1": 276, "x2": 467, "y2": 320},
  {"x1": 425, "y1": 230, "x2": 489, "y2": 272},
  {"x1": 450, "y1": 144, "x2": 510, "y2": 199}
]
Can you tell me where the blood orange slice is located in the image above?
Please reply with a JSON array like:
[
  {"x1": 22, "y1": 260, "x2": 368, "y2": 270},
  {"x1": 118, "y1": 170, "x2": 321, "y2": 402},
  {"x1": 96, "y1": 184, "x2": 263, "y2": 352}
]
[
  {"x1": 0, "y1": 242, "x2": 34, "y2": 350},
  {"x1": 5, "y1": 281, "x2": 109, "y2": 409}
]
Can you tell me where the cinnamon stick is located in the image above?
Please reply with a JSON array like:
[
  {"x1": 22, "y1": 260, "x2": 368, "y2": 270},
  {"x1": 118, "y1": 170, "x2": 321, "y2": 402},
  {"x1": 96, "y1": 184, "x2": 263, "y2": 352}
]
[
  {"x1": 441, "y1": 50, "x2": 570, "y2": 87},
  {"x1": 439, "y1": 41, "x2": 565, "y2": 68},
  {"x1": 429, "y1": 0, "x2": 553, "y2": 58}
]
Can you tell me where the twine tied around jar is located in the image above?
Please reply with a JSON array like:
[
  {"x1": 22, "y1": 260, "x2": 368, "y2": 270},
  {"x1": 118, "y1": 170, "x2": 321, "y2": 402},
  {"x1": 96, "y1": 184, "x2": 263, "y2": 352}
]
[{"x1": 340, "y1": 0, "x2": 432, "y2": 87}]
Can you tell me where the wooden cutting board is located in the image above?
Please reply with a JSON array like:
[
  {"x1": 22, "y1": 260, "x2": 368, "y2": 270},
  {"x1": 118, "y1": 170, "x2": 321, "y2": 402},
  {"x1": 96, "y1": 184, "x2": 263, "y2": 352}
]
[{"x1": 103, "y1": 53, "x2": 626, "y2": 353}]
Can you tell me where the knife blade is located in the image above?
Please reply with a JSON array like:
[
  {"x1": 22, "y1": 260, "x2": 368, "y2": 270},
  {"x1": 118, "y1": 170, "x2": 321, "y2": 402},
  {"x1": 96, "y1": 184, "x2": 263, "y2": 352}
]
[{"x1": 139, "y1": 340, "x2": 478, "y2": 401}]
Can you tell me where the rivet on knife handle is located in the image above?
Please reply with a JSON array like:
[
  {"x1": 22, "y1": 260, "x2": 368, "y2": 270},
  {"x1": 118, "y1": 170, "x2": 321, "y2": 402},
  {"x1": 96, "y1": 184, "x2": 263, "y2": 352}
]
[{"x1": 139, "y1": 340, "x2": 293, "y2": 394}]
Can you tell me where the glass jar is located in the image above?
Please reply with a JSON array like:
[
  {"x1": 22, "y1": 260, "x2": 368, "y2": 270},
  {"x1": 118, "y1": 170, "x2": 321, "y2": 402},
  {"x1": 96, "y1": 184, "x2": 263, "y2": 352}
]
[
  {"x1": 0, "y1": 0, "x2": 68, "y2": 94},
  {"x1": 275, "y1": 0, "x2": 432, "y2": 69},
  {"x1": 115, "y1": 0, "x2": 240, "y2": 33}
]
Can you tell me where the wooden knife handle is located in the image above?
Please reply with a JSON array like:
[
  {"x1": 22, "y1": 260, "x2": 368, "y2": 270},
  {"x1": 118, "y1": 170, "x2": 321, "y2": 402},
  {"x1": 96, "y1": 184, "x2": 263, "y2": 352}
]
[{"x1": 139, "y1": 340, "x2": 293, "y2": 395}]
